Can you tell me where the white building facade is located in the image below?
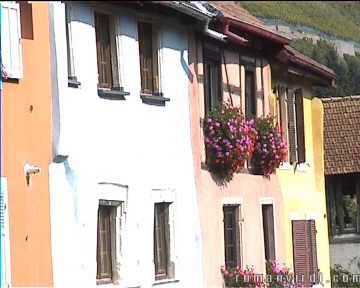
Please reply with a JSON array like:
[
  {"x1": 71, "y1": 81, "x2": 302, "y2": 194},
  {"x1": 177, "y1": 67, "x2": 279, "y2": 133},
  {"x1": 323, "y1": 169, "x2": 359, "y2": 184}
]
[{"x1": 48, "y1": 2, "x2": 205, "y2": 288}]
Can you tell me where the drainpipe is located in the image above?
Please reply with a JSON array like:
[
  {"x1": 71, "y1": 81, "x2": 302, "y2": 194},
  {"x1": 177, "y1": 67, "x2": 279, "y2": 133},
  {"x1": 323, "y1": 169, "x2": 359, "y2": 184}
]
[{"x1": 221, "y1": 19, "x2": 248, "y2": 46}]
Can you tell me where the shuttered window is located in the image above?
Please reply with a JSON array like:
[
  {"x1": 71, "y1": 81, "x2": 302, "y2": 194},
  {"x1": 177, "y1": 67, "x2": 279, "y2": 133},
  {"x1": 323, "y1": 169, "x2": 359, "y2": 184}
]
[
  {"x1": 262, "y1": 204, "x2": 275, "y2": 261},
  {"x1": 223, "y1": 205, "x2": 241, "y2": 268},
  {"x1": 245, "y1": 70, "x2": 256, "y2": 120},
  {"x1": 96, "y1": 200, "x2": 122, "y2": 285},
  {"x1": 1, "y1": 1, "x2": 23, "y2": 79},
  {"x1": 292, "y1": 220, "x2": 319, "y2": 286},
  {"x1": 95, "y1": 13, "x2": 114, "y2": 89},
  {"x1": 295, "y1": 90, "x2": 306, "y2": 163},
  {"x1": 97, "y1": 205, "x2": 113, "y2": 282},
  {"x1": 154, "y1": 203, "x2": 170, "y2": 280},
  {"x1": 277, "y1": 86, "x2": 289, "y2": 162},
  {"x1": 138, "y1": 22, "x2": 159, "y2": 95},
  {"x1": 287, "y1": 89, "x2": 306, "y2": 164},
  {"x1": 203, "y1": 49, "x2": 222, "y2": 115},
  {"x1": 19, "y1": 1, "x2": 33, "y2": 39}
]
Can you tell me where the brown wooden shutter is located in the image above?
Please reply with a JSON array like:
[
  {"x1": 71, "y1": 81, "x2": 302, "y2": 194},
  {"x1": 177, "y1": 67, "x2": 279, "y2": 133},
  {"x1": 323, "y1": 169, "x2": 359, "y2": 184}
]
[
  {"x1": 97, "y1": 205, "x2": 113, "y2": 281},
  {"x1": 19, "y1": 1, "x2": 33, "y2": 39},
  {"x1": 138, "y1": 22, "x2": 154, "y2": 94},
  {"x1": 95, "y1": 13, "x2": 113, "y2": 89},
  {"x1": 154, "y1": 203, "x2": 169, "y2": 280},
  {"x1": 287, "y1": 89, "x2": 297, "y2": 163},
  {"x1": 295, "y1": 90, "x2": 306, "y2": 163},
  {"x1": 223, "y1": 206, "x2": 240, "y2": 268},
  {"x1": 292, "y1": 220, "x2": 318, "y2": 287},
  {"x1": 262, "y1": 204, "x2": 275, "y2": 261}
]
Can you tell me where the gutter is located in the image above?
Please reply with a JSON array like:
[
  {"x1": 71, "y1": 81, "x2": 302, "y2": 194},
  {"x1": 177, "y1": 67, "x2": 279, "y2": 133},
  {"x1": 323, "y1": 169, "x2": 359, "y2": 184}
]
[
  {"x1": 158, "y1": 1, "x2": 227, "y2": 42},
  {"x1": 222, "y1": 19, "x2": 248, "y2": 46}
]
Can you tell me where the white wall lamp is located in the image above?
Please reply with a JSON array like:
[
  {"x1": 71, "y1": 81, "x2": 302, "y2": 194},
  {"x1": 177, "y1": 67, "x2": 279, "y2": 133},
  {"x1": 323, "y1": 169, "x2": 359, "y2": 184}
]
[{"x1": 24, "y1": 162, "x2": 41, "y2": 185}]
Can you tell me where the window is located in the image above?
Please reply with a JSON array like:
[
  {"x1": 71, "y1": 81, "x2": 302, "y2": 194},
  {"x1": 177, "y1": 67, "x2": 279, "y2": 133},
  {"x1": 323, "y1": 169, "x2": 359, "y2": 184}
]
[
  {"x1": 19, "y1": 1, "x2": 33, "y2": 40},
  {"x1": 95, "y1": 12, "x2": 119, "y2": 90},
  {"x1": 245, "y1": 70, "x2": 256, "y2": 119},
  {"x1": 292, "y1": 220, "x2": 319, "y2": 286},
  {"x1": 138, "y1": 22, "x2": 159, "y2": 95},
  {"x1": 326, "y1": 173, "x2": 360, "y2": 238},
  {"x1": 65, "y1": 3, "x2": 80, "y2": 87},
  {"x1": 277, "y1": 86, "x2": 289, "y2": 162},
  {"x1": 96, "y1": 200, "x2": 122, "y2": 285},
  {"x1": 262, "y1": 204, "x2": 275, "y2": 261},
  {"x1": 154, "y1": 202, "x2": 172, "y2": 280},
  {"x1": 287, "y1": 88, "x2": 306, "y2": 163},
  {"x1": 1, "y1": 1, "x2": 23, "y2": 79},
  {"x1": 203, "y1": 48, "x2": 221, "y2": 115},
  {"x1": 223, "y1": 205, "x2": 241, "y2": 268}
]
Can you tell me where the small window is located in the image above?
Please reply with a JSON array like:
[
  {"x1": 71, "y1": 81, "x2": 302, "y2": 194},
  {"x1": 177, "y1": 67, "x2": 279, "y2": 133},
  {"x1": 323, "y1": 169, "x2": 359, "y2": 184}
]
[
  {"x1": 19, "y1": 1, "x2": 33, "y2": 40},
  {"x1": 96, "y1": 200, "x2": 122, "y2": 285},
  {"x1": 223, "y1": 205, "x2": 241, "y2": 268},
  {"x1": 138, "y1": 22, "x2": 160, "y2": 95},
  {"x1": 262, "y1": 204, "x2": 275, "y2": 261},
  {"x1": 245, "y1": 70, "x2": 256, "y2": 119},
  {"x1": 95, "y1": 12, "x2": 119, "y2": 90},
  {"x1": 154, "y1": 202, "x2": 171, "y2": 280},
  {"x1": 277, "y1": 86, "x2": 289, "y2": 162},
  {"x1": 65, "y1": 3, "x2": 80, "y2": 86},
  {"x1": 203, "y1": 48, "x2": 221, "y2": 115},
  {"x1": 1, "y1": 1, "x2": 23, "y2": 79}
]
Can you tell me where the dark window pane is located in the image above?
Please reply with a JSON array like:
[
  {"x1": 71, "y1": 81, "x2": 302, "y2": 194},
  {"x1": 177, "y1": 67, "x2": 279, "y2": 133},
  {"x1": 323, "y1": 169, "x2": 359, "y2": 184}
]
[
  {"x1": 245, "y1": 70, "x2": 256, "y2": 119},
  {"x1": 204, "y1": 50, "x2": 221, "y2": 115},
  {"x1": 295, "y1": 89, "x2": 306, "y2": 163},
  {"x1": 95, "y1": 13, "x2": 113, "y2": 88}
]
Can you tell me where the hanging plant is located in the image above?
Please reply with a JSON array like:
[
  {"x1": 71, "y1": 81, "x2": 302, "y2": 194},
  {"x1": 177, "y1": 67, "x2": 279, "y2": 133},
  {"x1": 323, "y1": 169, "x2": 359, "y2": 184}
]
[
  {"x1": 203, "y1": 103, "x2": 257, "y2": 182},
  {"x1": 251, "y1": 116, "x2": 288, "y2": 176},
  {"x1": 221, "y1": 265, "x2": 265, "y2": 287}
]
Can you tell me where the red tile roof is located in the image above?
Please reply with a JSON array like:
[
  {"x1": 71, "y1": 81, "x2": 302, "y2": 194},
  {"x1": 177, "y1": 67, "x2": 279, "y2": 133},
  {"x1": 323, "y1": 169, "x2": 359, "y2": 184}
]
[
  {"x1": 209, "y1": 1, "x2": 291, "y2": 44},
  {"x1": 322, "y1": 96, "x2": 360, "y2": 175},
  {"x1": 285, "y1": 46, "x2": 336, "y2": 79}
]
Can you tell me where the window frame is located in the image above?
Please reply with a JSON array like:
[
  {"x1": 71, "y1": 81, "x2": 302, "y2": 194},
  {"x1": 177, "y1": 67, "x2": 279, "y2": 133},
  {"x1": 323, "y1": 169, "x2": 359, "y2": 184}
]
[{"x1": 96, "y1": 199, "x2": 122, "y2": 286}]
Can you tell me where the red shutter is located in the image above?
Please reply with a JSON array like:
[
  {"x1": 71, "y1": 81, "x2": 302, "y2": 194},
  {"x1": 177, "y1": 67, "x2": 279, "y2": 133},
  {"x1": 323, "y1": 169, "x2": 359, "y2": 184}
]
[
  {"x1": 19, "y1": 2, "x2": 33, "y2": 39},
  {"x1": 287, "y1": 89, "x2": 297, "y2": 163},
  {"x1": 295, "y1": 90, "x2": 306, "y2": 163},
  {"x1": 95, "y1": 13, "x2": 113, "y2": 89},
  {"x1": 292, "y1": 220, "x2": 318, "y2": 287}
]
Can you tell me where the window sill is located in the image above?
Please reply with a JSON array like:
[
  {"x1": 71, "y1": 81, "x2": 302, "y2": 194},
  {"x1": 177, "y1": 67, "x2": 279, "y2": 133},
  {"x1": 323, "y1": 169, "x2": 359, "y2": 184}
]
[
  {"x1": 296, "y1": 162, "x2": 310, "y2": 172},
  {"x1": 153, "y1": 279, "x2": 179, "y2": 286},
  {"x1": 278, "y1": 162, "x2": 292, "y2": 170},
  {"x1": 98, "y1": 87, "x2": 130, "y2": 100},
  {"x1": 68, "y1": 76, "x2": 81, "y2": 88},
  {"x1": 140, "y1": 92, "x2": 170, "y2": 106}
]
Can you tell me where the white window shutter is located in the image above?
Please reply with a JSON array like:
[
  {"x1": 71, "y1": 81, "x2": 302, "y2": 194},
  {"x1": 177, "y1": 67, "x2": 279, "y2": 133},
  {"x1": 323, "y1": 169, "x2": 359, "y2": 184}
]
[{"x1": 1, "y1": 2, "x2": 23, "y2": 79}]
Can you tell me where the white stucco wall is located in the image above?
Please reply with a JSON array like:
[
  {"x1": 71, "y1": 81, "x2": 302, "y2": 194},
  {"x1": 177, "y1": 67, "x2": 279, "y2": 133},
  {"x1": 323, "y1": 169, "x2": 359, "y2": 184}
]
[{"x1": 48, "y1": 2, "x2": 203, "y2": 288}]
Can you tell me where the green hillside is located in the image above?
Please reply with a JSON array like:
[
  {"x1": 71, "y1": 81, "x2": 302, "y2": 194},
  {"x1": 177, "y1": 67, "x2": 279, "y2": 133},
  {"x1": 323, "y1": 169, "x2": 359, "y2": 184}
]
[{"x1": 237, "y1": 1, "x2": 360, "y2": 42}]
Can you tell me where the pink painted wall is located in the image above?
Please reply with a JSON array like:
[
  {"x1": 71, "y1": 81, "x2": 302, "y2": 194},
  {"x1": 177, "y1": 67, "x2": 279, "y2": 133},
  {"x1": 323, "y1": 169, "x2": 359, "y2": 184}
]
[{"x1": 188, "y1": 36, "x2": 286, "y2": 288}]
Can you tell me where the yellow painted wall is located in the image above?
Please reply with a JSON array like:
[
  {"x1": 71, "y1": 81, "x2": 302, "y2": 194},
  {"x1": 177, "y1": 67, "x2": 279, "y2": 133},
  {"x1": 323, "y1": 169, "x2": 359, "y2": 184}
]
[{"x1": 271, "y1": 82, "x2": 331, "y2": 286}]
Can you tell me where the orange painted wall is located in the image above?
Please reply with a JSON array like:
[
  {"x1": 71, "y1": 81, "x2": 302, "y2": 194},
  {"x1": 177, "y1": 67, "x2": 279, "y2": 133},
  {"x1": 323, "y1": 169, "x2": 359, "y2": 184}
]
[{"x1": 3, "y1": 3, "x2": 53, "y2": 286}]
